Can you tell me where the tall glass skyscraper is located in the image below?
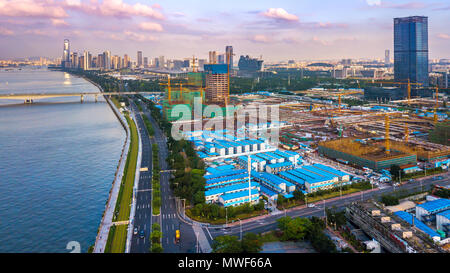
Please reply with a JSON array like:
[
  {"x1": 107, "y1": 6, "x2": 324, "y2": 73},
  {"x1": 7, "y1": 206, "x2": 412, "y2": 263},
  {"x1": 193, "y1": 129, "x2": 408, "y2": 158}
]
[
  {"x1": 394, "y1": 16, "x2": 429, "y2": 87},
  {"x1": 226, "y1": 46, "x2": 233, "y2": 71},
  {"x1": 62, "y1": 39, "x2": 71, "y2": 68}
]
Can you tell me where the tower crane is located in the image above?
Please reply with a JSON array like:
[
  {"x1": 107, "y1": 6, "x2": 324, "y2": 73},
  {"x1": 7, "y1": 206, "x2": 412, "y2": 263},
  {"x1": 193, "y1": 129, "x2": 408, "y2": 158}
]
[
  {"x1": 375, "y1": 79, "x2": 423, "y2": 105},
  {"x1": 336, "y1": 90, "x2": 364, "y2": 111},
  {"x1": 159, "y1": 74, "x2": 172, "y2": 101}
]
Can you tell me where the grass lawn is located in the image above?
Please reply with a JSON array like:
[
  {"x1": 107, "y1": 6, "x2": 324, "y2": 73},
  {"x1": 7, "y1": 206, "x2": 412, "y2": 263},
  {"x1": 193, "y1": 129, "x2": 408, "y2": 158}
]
[
  {"x1": 105, "y1": 224, "x2": 128, "y2": 253},
  {"x1": 106, "y1": 113, "x2": 139, "y2": 253},
  {"x1": 307, "y1": 188, "x2": 361, "y2": 203},
  {"x1": 114, "y1": 114, "x2": 138, "y2": 222},
  {"x1": 186, "y1": 209, "x2": 268, "y2": 225}
]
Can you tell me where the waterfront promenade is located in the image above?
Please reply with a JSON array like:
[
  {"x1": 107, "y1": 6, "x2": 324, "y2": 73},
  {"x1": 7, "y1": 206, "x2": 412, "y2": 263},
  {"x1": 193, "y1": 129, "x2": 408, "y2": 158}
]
[{"x1": 93, "y1": 97, "x2": 130, "y2": 253}]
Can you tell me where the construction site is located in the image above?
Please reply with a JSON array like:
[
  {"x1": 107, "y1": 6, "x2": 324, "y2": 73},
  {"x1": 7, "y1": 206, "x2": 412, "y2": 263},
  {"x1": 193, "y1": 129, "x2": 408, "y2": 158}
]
[{"x1": 227, "y1": 85, "x2": 450, "y2": 172}]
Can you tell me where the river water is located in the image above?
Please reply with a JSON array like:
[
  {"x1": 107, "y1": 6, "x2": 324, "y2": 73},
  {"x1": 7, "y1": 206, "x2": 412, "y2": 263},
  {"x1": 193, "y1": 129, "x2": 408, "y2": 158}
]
[{"x1": 0, "y1": 67, "x2": 125, "y2": 252}]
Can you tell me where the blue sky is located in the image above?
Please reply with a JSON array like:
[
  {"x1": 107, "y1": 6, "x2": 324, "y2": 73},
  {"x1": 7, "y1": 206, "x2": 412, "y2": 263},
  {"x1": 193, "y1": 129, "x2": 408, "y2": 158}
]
[{"x1": 0, "y1": 0, "x2": 449, "y2": 61}]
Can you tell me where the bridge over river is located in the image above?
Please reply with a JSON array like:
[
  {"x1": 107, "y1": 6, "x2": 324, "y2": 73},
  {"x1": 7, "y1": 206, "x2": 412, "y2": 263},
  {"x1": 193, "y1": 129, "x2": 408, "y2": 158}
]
[{"x1": 0, "y1": 91, "x2": 163, "y2": 103}]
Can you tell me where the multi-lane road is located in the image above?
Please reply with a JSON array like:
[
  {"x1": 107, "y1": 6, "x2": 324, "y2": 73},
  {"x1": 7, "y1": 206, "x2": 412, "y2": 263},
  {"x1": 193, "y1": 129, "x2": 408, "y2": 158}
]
[
  {"x1": 130, "y1": 98, "x2": 197, "y2": 253},
  {"x1": 129, "y1": 101, "x2": 153, "y2": 253}
]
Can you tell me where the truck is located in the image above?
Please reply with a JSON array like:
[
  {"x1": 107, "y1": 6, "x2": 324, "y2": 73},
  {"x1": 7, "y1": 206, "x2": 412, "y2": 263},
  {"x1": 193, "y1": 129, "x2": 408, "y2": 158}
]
[{"x1": 175, "y1": 230, "x2": 180, "y2": 243}]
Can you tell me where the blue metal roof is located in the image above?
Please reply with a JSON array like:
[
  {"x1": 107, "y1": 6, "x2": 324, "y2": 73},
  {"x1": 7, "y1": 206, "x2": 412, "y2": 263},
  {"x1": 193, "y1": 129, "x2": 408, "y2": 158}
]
[
  {"x1": 216, "y1": 164, "x2": 235, "y2": 171},
  {"x1": 205, "y1": 181, "x2": 259, "y2": 196},
  {"x1": 437, "y1": 210, "x2": 450, "y2": 220},
  {"x1": 255, "y1": 172, "x2": 295, "y2": 189},
  {"x1": 278, "y1": 171, "x2": 306, "y2": 185},
  {"x1": 220, "y1": 189, "x2": 259, "y2": 201},
  {"x1": 260, "y1": 185, "x2": 278, "y2": 197},
  {"x1": 394, "y1": 211, "x2": 441, "y2": 238},
  {"x1": 312, "y1": 163, "x2": 349, "y2": 177},
  {"x1": 273, "y1": 150, "x2": 294, "y2": 159},
  {"x1": 267, "y1": 162, "x2": 293, "y2": 168},
  {"x1": 417, "y1": 199, "x2": 450, "y2": 213},
  {"x1": 205, "y1": 173, "x2": 249, "y2": 185},
  {"x1": 204, "y1": 169, "x2": 247, "y2": 180}
]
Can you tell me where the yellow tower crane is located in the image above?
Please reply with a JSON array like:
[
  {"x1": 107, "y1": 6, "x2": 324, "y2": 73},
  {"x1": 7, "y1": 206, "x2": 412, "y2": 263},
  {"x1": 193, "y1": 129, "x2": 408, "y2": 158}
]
[
  {"x1": 192, "y1": 55, "x2": 198, "y2": 73},
  {"x1": 404, "y1": 123, "x2": 409, "y2": 142},
  {"x1": 434, "y1": 86, "x2": 439, "y2": 124},
  {"x1": 376, "y1": 79, "x2": 423, "y2": 105},
  {"x1": 159, "y1": 74, "x2": 172, "y2": 102},
  {"x1": 226, "y1": 51, "x2": 235, "y2": 106},
  {"x1": 336, "y1": 90, "x2": 364, "y2": 111}
]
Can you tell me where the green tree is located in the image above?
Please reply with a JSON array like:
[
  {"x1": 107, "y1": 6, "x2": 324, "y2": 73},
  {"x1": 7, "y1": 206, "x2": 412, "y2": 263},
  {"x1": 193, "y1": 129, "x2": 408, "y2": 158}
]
[
  {"x1": 212, "y1": 235, "x2": 243, "y2": 253},
  {"x1": 277, "y1": 216, "x2": 312, "y2": 241},
  {"x1": 241, "y1": 233, "x2": 263, "y2": 253},
  {"x1": 151, "y1": 243, "x2": 163, "y2": 253},
  {"x1": 293, "y1": 189, "x2": 305, "y2": 201}
]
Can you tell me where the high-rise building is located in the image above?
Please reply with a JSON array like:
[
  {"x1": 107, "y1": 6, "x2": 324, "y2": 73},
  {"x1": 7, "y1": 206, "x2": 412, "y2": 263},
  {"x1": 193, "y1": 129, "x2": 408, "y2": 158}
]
[
  {"x1": 238, "y1": 55, "x2": 263, "y2": 77},
  {"x1": 123, "y1": 54, "x2": 130, "y2": 68},
  {"x1": 226, "y1": 45, "x2": 233, "y2": 71},
  {"x1": 394, "y1": 16, "x2": 429, "y2": 87},
  {"x1": 137, "y1": 51, "x2": 143, "y2": 68},
  {"x1": 62, "y1": 39, "x2": 71, "y2": 68},
  {"x1": 70, "y1": 52, "x2": 78, "y2": 69},
  {"x1": 97, "y1": 54, "x2": 104, "y2": 69},
  {"x1": 103, "y1": 51, "x2": 111, "y2": 70},
  {"x1": 158, "y1": 56, "x2": 165, "y2": 68},
  {"x1": 112, "y1": 55, "x2": 121, "y2": 70},
  {"x1": 208, "y1": 51, "x2": 218, "y2": 64},
  {"x1": 144, "y1": 57, "x2": 148, "y2": 68},
  {"x1": 204, "y1": 64, "x2": 229, "y2": 105},
  {"x1": 83, "y1": 51, "x2": 90, "y2": 70},
  {"x1": 385, "y1": 50, "x2": 390, "y2": 64},
  {"x1": 218, "y1": 54, "x2": 225, "y2": 64}
]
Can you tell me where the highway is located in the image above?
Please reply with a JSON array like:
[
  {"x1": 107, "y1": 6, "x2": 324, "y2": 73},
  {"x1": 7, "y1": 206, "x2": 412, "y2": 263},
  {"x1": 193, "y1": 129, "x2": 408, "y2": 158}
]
[
  {"x1": 129, "y1": 100, "x2": 153, "y2": 253},
  {"x1": 137, "y1": 98, "x2": 197, "y2": 253},
  {"x1": 204, "y1": 174, "x2": 450, "y2": 246}
]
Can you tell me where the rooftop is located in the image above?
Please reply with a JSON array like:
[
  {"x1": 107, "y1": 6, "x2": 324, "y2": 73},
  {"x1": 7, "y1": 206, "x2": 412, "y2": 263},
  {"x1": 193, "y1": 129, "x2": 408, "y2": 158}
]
[{"x1": 417, "y1": 199, "x2": 450, "y2": 213}]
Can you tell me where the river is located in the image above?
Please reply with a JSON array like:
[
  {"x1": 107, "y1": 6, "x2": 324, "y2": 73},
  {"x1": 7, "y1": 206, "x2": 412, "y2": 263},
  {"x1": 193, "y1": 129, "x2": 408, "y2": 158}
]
[{"x1": 0, "y1": 67, "x2": 125, "y2": 253}]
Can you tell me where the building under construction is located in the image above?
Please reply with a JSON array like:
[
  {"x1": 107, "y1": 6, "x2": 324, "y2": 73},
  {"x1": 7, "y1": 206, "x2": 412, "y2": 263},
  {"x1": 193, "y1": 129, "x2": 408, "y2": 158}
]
[
  {"x1": 346, "y1": 201, "x2": 445, "y2": 253},
  {"x1": 318, "y1": 138, "x2": 417, "y2": 171},
  {"x1": 162, "y1": 63, "x2": 234, "y2": 122}
]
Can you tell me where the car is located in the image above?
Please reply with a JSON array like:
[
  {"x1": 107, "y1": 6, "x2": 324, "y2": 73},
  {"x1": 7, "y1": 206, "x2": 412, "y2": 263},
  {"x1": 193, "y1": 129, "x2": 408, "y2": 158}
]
[
  {"x1": 308, "y1": 204, "x2": 315, "y2": 208},
  {"x1": 139, "y1": 230, "x2": 145, "y2": 239},
  {"x1": 133, "y1": 228, "x2": 138, "y2": 235}
]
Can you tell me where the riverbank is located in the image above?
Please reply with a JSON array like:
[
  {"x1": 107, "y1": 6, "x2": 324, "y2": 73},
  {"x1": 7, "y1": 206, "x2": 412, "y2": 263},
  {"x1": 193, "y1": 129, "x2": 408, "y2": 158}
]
[{"x1": 71, "y1": 71, "x2": 135, "y2": 253}]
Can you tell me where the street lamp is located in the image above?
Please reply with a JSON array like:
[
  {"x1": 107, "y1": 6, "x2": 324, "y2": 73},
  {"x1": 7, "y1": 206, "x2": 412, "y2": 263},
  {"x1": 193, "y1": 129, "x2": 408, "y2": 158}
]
[
  {"x1": 195, "y1": 232, "x2": 199, "y2": 253},
  {"x1": 238, "y1": 218, "x2": 242, "y2": 241},
  {"x1": 225, "y1": 207, "x2": 228, "y2": 228}
]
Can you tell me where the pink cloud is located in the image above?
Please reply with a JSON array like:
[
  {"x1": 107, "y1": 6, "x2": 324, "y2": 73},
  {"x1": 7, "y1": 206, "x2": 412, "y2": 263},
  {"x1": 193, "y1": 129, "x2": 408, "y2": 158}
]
[
  {"x1": 51, "y1": 18, "x2": 69, "y2": 26},
  {"x1": 139, "y1": 22, "x2": 163, "y2": 32},
  {"x1": 437, "y1": 33, "x2": 450, "y2": 39},
  {"x1": 261, "y1": 8, "x2": 298, "y2": 22},
  {"x1": 251, "y1": 34, "x2": 271, "y2": 43},
  {"x1": 0, "y1": 26, "x2": 14, "y2": 35},
  {"x1": 124, "y1": 31, "x2": 157, "y2": 42},
  {"x1": 24, "y1": 29, "x2": 52, "y2": 36},
  {"x1": 0, "y1": 0, "x2": 68, "y2": 18},
  {"x1": 63, "y1": 0, "x2": 165, "y2": 20}
]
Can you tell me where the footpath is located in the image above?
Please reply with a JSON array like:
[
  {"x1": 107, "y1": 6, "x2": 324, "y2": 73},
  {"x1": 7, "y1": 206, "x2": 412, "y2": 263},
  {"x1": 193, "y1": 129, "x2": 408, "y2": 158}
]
[{"x1": 93, "y1": 97, "x2": 130, "y2": 253}]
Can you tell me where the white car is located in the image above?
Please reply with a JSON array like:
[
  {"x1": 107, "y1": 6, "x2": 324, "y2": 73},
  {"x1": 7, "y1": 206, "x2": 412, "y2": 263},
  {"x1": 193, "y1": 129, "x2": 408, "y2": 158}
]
[{"x1": 308, "y1": 204, "x2": 315, "y2": 208}]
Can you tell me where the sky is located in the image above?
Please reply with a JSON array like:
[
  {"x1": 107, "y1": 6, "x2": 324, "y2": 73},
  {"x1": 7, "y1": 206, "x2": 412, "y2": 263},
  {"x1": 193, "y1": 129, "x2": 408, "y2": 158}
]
[{"x1": 0, "y1": 0, "x2": 449, "y2": 62}]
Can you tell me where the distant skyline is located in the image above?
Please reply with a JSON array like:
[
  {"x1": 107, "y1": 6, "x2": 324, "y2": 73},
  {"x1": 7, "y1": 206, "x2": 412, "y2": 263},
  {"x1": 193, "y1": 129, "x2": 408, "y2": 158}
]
[{"x1": 0, "y1": 0, "x2": 449, "y2": 61}]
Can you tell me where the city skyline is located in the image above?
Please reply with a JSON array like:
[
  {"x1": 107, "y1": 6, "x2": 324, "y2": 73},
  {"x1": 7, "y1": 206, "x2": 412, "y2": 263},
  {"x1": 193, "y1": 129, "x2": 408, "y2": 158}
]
[{"x1": 0, "y1": 0, "x2": 449, "y2": 61}]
